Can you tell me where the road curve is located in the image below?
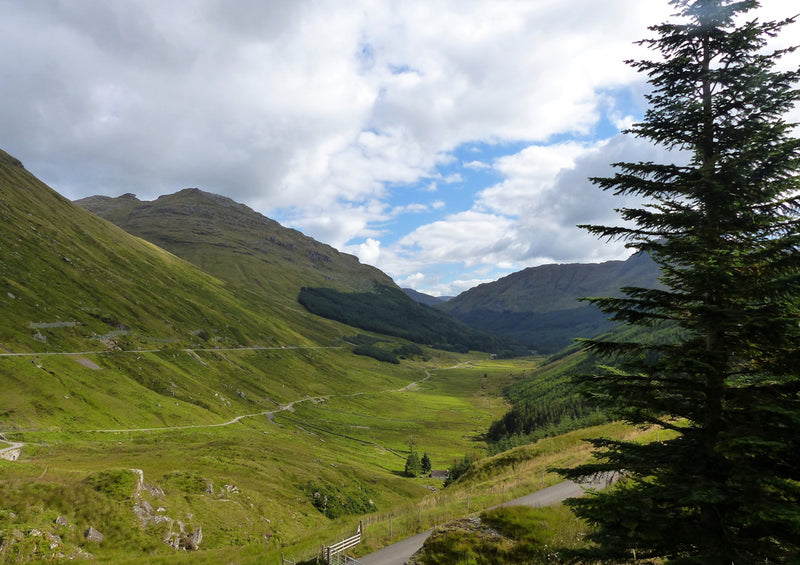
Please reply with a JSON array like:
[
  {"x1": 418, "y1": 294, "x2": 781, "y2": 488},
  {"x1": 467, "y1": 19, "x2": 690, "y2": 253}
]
[{"x1": 358, "y1": 477, "x2": 607, "y2": 565}]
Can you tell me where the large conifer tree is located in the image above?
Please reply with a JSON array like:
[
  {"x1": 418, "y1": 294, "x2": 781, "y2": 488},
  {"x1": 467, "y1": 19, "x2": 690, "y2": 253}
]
[{"x1": 561, "y1": 1, "x2": 800, "y2": 562}]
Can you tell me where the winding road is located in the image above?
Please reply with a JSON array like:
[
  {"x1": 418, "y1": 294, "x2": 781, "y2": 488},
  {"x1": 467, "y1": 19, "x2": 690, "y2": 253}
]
[{"x1": 358, "y1": 476, "x2": 610, "y2": 565}]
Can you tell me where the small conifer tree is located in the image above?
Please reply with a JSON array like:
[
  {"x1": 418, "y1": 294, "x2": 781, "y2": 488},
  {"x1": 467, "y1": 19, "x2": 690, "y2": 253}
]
[
  {"x1": 404, "y1": 452, "x2": 421, "y2": 477},
  {"x1": 420, "y1": 453, "x2": 432, "y2": 475}
]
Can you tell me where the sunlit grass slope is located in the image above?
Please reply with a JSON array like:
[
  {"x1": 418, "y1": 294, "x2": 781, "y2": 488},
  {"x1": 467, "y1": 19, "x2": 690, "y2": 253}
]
[
  {"x1": 1, "y1": 351, "x2": 532, "y2": 563},
  {"x1": 0, "y1": 149, "x2": 344, "y2": 353},
  {"x1": 75, "y1": 189, "x2": 396, "y2": 310}
]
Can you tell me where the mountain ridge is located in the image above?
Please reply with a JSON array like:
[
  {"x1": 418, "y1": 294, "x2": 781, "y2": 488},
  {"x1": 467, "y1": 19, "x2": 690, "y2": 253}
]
[
  {"x1": 76, "y1": 189, "x2": 395, "y2": 302},
  {"x1": 438, "y1": 252, "x2": 661, "y2": 353}
]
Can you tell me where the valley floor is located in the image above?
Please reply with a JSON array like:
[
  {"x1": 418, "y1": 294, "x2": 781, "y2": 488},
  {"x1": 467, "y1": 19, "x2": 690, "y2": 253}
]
[{"x1": 0, "y1": 346, "x2": 539, "y2": 563}]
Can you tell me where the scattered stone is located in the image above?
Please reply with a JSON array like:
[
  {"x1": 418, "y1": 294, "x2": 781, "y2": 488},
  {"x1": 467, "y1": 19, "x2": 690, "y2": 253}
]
[
  {"x1": 145, "y1": 483, "x2": 165, "y2": 497},
  {"x1": 70, "y1": 547, "x2": 93, "y2": 559},
  {"x1": 54, "y1": 516, "x2": 68, "y2": 527},
  {"x1": 44, "y1": 532, "x2": 62, "y2": 549},
  {"x1": 7, "y1": 292, "x2": 14, "y2": 299},
  {"x1": 133, "y1": 500, "x2": 155, "y2": 526},
  {"x1": 28, "y1": 528, "x2": 43, "y2": 537},
  {"x1": 33, "y1": 331, "x2": 46, "y2": 343},
  {"x1": 84, "y1": 526, "x2": 104, "y2": 543}
]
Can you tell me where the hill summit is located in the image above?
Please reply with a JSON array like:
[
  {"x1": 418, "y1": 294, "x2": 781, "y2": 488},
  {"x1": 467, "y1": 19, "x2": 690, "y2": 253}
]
[{"x1": 76, "y1": 189, "x2": 394, "y2": 301}]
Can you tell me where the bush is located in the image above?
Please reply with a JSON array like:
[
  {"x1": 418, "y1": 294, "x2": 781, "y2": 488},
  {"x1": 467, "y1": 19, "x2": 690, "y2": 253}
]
[
  {"x1": 404, "y1": 452, "x2": 421, "y2": 477},
  {"x1": 421, "y1": 453, "x2": 432, "y2": 475},
  {"x1": 302, "y1": 482, "x2": 375, "y2": 519},
  {"x1": 85, "y1": 470, "x2": 138, "y2": 500},
  {"x1": 353, "y1": 344, "x2": 400, "y2": 364},
  {"x1": 444, "y1": 454, "x2": 476, "y2": 487}
]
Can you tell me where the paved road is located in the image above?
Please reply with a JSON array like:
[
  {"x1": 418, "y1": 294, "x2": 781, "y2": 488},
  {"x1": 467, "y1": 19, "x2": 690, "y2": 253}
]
[
  {"x1": 359, "y1": 529, "x2": 435, "y2": 565},
  {"x1": 358, "y1": 477, "x2": 607, "y2": 565}
]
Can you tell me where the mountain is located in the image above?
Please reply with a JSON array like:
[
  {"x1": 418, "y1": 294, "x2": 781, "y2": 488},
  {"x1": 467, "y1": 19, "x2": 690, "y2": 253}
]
[
  {"x1": 403, "y1": 288, "x2": 448, "y2": 307},
  {"x1": 439, "y1": 252, "x2": 661, "y2": 353},
  {"x1": 77, "y1": 190, "x2": 512, "y2": 355},
  {"x1": 75, "y1": 189, "x2": 395, "y2": 302},
  {"x1": 0, "y1": 151, "x2": 290, "y2": 352}
]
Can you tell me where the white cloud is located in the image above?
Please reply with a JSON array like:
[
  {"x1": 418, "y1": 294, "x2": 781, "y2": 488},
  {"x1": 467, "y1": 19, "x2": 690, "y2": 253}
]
[
  {"x1": 477, "y1": 141, "x2": 594, "y2": 216},
  {"x1": 463, "y1": 160, "x2": 490, "y2": 170},
  {"x1": 350, "y1": 238, "x2": 382, "y2": 266},
  {"x1": 377, "y1": 134, "x2": 680, "y2": 295},
  {"x1": 1, "y1": 0, "x2": 670, "y2": 207},
  {"x1": 2, "y1": 0, "x2": 793, "y2": 297}
]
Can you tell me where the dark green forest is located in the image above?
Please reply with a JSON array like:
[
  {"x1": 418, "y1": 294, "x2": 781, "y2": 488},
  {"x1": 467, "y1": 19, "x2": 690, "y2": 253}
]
[{"x1": 299, "y1": 284, "x2": 525, "y2": 355}]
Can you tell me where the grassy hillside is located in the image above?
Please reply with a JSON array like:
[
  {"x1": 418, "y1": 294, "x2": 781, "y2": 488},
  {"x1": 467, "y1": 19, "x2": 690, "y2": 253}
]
[
  {"x1": 75, "y1": 189, "x2": 395, "y2": 306},
  {"x1": 0, "y1": 150, "x2": 343, "y2": 352},
  {"x1": 299, "y1": 285, "x2": 524, "y2": 355},
  {"x1": 1, "y1": 349, "x2": 533, "y2": 563},
  {"x1": 485, "y1": 322, "x2": 687, "y2": 453},
  {"x1": 77, "y1": 190, "x2": 510, "y2": 358},
  {"x1": 0, "y1": 150, "x2": 540, "y2": 563}
]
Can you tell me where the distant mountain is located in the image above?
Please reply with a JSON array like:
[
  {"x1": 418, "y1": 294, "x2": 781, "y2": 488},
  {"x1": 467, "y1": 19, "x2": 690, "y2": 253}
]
[
  {"x1": 299, "y1": 284, "x2": 521, "y2": 355},
  {"x1": 403, "y1": 288, "x2": 449, "y2": 307},
  {"x1": 439, "y1": 253, "x2": 661, "y2": 353}
]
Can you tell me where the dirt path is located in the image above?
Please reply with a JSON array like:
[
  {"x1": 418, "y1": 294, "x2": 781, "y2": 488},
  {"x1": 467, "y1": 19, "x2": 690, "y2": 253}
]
[
  {"x1": 84, "y1": 369, "x2": 434, "y2": 434},
  {"x1": 0, "y1": 345, "x2": 341, "y2": 357}
]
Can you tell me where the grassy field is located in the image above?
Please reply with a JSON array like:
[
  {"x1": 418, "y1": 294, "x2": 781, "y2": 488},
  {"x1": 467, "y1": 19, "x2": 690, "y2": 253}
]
[
  {"x1": 347, "y1": 421, "x2": 659, "y2": 560},
  {"x1": 0, "y1": 348, "x2": 541, "y2": 563}
]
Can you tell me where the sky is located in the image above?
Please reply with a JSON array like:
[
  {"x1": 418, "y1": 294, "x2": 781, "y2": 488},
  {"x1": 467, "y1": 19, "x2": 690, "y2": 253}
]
[{"x1": 2, "y1": 1, "x2": 798, "y2": 297}]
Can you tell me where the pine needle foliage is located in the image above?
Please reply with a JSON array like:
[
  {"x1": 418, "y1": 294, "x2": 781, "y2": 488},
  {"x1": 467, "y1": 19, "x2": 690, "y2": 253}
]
[{"x1": 560, "y1": 1, "x2": 800, "y2": 563}]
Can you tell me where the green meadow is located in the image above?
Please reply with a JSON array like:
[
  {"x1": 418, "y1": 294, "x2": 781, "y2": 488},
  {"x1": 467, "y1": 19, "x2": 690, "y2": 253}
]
[{"x1": 0, "y1": 346, "x2": 544, "y2": 563}]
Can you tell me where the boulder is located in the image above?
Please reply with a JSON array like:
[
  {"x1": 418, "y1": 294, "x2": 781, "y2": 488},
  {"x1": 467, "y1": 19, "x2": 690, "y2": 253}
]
[{"x1": 84, "y1": 526, "x2": 104, "y2": 543}]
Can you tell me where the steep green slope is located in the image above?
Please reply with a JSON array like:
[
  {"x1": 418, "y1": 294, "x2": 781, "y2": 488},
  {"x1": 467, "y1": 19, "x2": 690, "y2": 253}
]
[
  {"x1": 439, "y1": 253, "x2": 661, "y2": 353},
  {"x1": 486, "y1": 322, "x2": 687, "y2": 452},
  {"x1": 0, "y1": 150, "x2": 319, "y2": 353},
  {"x1": 76, "y1": 189, "x2": 516, "y2": 356}
]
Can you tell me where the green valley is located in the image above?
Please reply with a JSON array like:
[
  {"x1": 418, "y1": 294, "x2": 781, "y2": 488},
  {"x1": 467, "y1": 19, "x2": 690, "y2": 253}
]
[{"x1": 0, "y1": 149, "x2": 555, "y2": 563}]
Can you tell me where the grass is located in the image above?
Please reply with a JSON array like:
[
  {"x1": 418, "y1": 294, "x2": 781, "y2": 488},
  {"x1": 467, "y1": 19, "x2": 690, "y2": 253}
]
[
  {"x1": 411, "y1": 504, "x2": 588, "y2": 564},
  {"x1": 346, "y1": 421, "x2": 659, "y2": 559},
  {"x1": 0, "y1": 348, "x2": 537, "y2": 563}
]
